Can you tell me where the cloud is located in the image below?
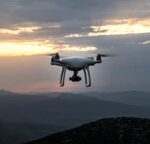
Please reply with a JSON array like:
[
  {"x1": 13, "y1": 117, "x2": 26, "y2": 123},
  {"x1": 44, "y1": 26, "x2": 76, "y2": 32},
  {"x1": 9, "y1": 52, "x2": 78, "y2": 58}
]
[
  {"x1": 0, "y1": 26, "x2": 40, "y2": 35},
  {"x1": 140, "y1": 40, "x2": 150, "y2": 45},
  {"x1": 64, "y1": 19, "x2": 150, "y2": 37},
  {"x1": 1, "y1": 0, "x2": 150, "y2": 27},
  {"x1": 0, "y1": 0, "x2": 150, "y2": 55},
  {"x1": 60, "y1": 45, "x2": 97, "y2": 52},
  {"x1": 0, "y1": 41, "x2": 55, "y2": 56},
  {"x1": 0, "y1": 40, "x2": 97, "y2": 56}
]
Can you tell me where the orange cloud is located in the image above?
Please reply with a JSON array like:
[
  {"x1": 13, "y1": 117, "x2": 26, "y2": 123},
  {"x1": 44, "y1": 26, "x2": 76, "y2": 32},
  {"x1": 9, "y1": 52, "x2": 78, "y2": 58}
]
[
  {"x1": 61, "y1": 45, "x2": 97, "y2": 51},
  {"x1": 0, "y1": 26, "x2": 40, "y2": 35},
  {"x1": 0, "y1": 40, "x2": 97, "y2": 56},
  {"x1": 0, "y1": 40, "x2": 57, "y2": 56},
  {"x1": 65, "y1": 18, "x2": 150, "y2": 37}
]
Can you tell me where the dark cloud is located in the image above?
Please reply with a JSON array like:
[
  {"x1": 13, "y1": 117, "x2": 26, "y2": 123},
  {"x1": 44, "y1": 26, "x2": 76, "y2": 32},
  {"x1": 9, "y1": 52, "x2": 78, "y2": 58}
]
[
  {"x1": 0, "y1": 0, "x2": 149, "y2": 42},
  {"x1": 11, "y1": 0, "x2": 132, "y2": 22},
  {"x1": 0, "y1": 0, "x2": 149, "y2": 26},
  {"x1": 0, "y1": 0, "x2": 147, "y2": 41}
]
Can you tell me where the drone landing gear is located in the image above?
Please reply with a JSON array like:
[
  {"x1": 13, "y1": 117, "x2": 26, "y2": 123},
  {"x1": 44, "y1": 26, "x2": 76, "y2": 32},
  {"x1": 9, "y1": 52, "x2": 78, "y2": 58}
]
[
  {"x1": 83, "y1": 67, "x2": 91, "y2": 87},
  {"x1": 69, "y1": 68, "x2": 91, "y2": 87},
  {"x1": 60, "y1": 67, "x2": 91, "y2": 87},
  {"x1": 60, "y1": 66, "x2": 67, "y2": 87}
]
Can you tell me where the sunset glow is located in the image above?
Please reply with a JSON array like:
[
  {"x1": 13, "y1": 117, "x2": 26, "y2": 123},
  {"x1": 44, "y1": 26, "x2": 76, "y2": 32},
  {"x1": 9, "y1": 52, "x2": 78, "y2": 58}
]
[
  {"x1": 0, "y1": 41, "x2": 55, "y2": 56},
  {"x1": 61, "y1": 45, "x2": 97, "y2": 51},
  {"x1": 90, "y1": 18, "x2": 150, "y2": 36},
  {"x1": 0, "y1": 26, "x2": 40, "y2": 35},
  {"x1": 89, "y1": 23, "x2": 150, "y2": 36},
  {"x1": 0, "y1": 41, "x2": 97, "y2": 56},
  {"x1": 65, "y1": 19, "x2": 150, "y2": 37}
]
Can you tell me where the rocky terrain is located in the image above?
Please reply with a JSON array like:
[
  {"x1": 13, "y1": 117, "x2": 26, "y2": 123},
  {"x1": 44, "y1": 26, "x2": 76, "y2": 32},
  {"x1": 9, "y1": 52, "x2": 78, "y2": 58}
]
[{"x1": 25, "y1": 117, "x2": 150, "y2": 144}]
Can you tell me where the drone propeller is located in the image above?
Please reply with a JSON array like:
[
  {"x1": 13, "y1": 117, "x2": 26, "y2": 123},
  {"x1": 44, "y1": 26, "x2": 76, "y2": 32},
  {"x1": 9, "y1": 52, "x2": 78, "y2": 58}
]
[
  {"x1": 98, "y1": 54, "x2": 115, "y2": 57},
  {"x1": 31, "y1": 53, "x2": 56, "y2": 56},
  {"x1": 31, "y1": 52, "x2": 65, "y2": 57},
  {"x1": 96, "y1": 53, "x2": 115, "y2": 61}
]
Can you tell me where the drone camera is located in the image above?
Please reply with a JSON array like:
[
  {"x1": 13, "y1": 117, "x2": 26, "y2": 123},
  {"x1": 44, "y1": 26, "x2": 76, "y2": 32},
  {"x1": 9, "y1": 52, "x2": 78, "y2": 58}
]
[{"x1": 69, "y1": 75, "x2": 82, "y2": 82}]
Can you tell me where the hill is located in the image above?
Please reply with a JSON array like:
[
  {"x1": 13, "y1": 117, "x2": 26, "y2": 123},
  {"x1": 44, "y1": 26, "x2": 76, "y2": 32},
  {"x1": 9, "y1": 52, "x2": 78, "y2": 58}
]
[
  {"x1": 25, "y1": 117, "x2": 150, "y2": 144},
  {"x1": 0, "y1": 91, "x2": 150, "y2": 124},
  {"x1": 85, "y1": 91, "x2": 150, "y2": 107}
]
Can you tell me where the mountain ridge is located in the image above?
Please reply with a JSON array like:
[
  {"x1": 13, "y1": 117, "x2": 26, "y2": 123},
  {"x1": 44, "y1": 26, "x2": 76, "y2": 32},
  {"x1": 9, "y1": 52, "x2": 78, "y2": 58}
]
[
  {"x1": 84, "y1": 91, "x2": 150, "y2": 107},
  {"x1": 25, "y1": 117, "x2": 150, "y2": 144}
]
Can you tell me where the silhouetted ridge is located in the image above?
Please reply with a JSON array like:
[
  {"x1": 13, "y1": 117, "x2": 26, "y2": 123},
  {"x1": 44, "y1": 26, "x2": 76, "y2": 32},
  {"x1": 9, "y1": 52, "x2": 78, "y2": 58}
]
[
  {"x1": 25, "y1": 117, "x2": 150, "y2": 144},
  {"x1": 0, "y1": 89, "x2": 15, "y2": 95}
]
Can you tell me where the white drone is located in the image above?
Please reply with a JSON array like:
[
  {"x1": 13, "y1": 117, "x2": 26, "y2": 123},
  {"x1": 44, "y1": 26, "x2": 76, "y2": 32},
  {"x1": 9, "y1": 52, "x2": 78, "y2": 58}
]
[{"x1": 48, "y1": 53, "x2": 112, "y2": 87}]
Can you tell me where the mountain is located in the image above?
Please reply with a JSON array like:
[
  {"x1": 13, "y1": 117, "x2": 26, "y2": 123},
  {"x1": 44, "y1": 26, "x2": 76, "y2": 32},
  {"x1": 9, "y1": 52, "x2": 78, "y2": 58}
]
[
  {"x1": 85, "y1": 91, "x2": 150, "y2": 107},
  {"x1": 0, "y1": 90, "x2": 150, "y2": 144},
  {"x1": 25, "y1": 117, "x2": 150, "y2": 144},
  {"x1": 0, "y1": 92, "x2": 150, "y2": 124}
]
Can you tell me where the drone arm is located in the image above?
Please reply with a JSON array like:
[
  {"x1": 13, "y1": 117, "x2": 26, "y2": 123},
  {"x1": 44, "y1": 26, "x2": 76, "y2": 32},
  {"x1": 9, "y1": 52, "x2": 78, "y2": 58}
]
[
  {"x1": 51, "y1": 62, "x2": 63, "y2": 67},
  {"x1": 60, "y1": 66, "x2": 67, "y2": 87}
]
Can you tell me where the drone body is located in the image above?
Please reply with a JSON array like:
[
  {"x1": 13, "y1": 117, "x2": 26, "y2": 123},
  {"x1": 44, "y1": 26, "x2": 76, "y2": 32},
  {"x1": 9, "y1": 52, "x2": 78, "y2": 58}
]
[
  {"x1": 50, "y1": 53, "x2": 109, "y2": 87},
  {"x1": 59, "y1": 56, "x2": 99, "y2": 71}
]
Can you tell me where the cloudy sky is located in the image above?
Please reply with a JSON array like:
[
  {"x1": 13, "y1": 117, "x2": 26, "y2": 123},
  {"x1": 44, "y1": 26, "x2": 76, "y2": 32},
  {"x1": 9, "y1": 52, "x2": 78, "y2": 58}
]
[{"x1": 0, "y1": 0, "x2": 150, "y2": 93}]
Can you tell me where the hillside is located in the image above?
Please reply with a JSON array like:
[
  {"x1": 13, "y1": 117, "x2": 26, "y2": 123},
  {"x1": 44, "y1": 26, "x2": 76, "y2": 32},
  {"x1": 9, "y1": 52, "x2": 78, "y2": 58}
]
[{"x1": 25, "y1": 117, "x2": 150, "y2": 144}]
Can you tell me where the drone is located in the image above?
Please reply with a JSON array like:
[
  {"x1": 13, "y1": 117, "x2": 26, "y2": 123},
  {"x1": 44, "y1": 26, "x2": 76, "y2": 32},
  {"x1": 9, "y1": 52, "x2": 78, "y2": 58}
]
[{"x1": 47, "y1": 53, "x2": 112, "y2": 87}]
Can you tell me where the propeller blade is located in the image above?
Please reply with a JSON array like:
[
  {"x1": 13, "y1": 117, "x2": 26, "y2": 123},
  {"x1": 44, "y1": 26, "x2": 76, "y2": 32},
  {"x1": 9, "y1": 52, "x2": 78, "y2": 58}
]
[
  {"x1": 31, "y1": 53, "x2": 57, "y2": 56},
  {"x1": 31, "y1": 53, "x2": 65, "y2": 59},
  {"x1": 99, "y1": 54, "x2": 115, "y2": 57}
]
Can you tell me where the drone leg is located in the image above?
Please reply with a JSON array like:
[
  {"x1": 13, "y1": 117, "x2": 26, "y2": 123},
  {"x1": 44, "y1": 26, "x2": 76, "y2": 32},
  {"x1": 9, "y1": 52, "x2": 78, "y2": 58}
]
[
  {"x1": 86, "y1": 67, "x2": 91, "y2": 87},
  {"x1": 62, "y1": 67, "x2": 66, "y2": 87},
  {"x1": 83, "y1": 68, "x2": 88, "y2": 85},
  {"x1": 60, "y1": 67, "x2": 67, "y2": 87},
  {"x1": 60, "y1": 67, "x2": 64, "y2": 85}
]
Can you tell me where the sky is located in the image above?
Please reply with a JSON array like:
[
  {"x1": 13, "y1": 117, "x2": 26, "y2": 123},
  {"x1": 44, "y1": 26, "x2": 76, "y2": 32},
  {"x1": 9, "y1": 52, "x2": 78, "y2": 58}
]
[{"x1": 0, "y1": 0, "x2": 150, "y2": 93}]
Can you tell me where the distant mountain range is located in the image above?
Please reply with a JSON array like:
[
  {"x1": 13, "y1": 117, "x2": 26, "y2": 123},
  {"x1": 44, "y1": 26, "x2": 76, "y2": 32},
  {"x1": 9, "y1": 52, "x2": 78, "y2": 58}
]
[
  {"x1": 0, "y1": 90, "x2": 150, "y2": 124},
  {"x1": 84, "y1": 91, "x2": 150, "y2": 107},
  {"x1": 25, "y1": 117, "x2": 150, "y2": 144},
  {"x1": 0, "y1": 90, "x2": 150, "y2": 144}
]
